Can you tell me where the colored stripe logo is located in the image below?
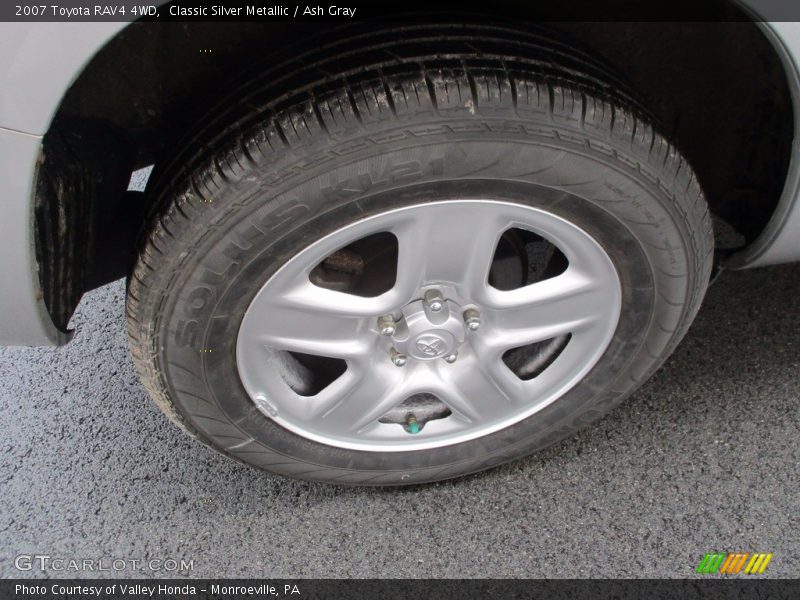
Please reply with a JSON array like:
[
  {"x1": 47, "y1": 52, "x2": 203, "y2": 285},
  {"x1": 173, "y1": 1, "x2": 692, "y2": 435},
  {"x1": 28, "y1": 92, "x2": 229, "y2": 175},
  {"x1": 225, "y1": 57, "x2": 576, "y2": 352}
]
[{"x1": 696, "y1": 552, "x2": 773, "y2": 574}]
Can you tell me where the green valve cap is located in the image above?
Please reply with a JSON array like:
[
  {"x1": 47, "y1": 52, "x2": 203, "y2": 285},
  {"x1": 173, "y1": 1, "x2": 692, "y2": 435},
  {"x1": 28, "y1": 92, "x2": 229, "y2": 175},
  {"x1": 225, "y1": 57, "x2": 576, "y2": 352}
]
[{"x1": 407, "y1": 415, "x2": 420, "y2": 434}]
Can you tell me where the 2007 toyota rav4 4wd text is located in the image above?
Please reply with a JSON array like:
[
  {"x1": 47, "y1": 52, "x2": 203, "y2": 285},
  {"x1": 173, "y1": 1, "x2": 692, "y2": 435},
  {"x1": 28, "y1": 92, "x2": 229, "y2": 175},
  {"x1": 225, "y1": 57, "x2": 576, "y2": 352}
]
[{"x1": 1, "y1": 2, "x2": 799, "y2": 484}]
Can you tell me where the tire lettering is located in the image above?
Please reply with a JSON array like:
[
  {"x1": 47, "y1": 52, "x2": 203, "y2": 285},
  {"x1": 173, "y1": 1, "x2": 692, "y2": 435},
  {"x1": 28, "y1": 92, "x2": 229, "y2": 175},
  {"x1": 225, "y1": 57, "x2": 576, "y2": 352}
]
[
  {"x1": 175, "y1": 319, "x2": 202, "y2": 348},
  {"x1": 321, "y1": 157, "x2": 444, "y2": 200},
  {"x1": 187, "y1": 286, "x2": 213, "y2": 315}
]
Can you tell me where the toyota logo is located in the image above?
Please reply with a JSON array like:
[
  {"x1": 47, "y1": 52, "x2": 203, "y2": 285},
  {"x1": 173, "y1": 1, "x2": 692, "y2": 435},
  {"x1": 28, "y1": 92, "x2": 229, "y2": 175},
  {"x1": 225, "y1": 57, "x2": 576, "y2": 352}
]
[{"x1": 415, "y1": 335, "x2": 447, "y2": 356}]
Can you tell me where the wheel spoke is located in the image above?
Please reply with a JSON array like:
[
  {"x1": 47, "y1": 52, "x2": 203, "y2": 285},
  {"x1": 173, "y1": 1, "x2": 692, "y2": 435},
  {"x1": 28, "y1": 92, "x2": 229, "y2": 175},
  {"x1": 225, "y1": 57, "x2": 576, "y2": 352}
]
[
  {"x1": 282, "y1": 279, "x2": 403, "y2": 318},
  {"x1": 246, "y1": 292, "x2": 370, "y2": 359},
  {"x1": 434, "y1": 354, "x2": 524, "y2": 423},
  {"x1": 315, "y1": 362, "x2": 407, "y2": 434},
  {"x1": 480, "y1": 267, "x2": 614, "y2": 351},
  {"x1": 391, "y1": 203, "x2": 509, "y2": 299}
]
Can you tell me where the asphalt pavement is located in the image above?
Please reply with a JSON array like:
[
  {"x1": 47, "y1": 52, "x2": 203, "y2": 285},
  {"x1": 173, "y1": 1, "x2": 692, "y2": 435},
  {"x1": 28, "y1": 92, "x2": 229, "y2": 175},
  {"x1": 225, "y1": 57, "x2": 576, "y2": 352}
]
[{"x1": 1, "y1": 263, "x2": 798, "y2": 578}]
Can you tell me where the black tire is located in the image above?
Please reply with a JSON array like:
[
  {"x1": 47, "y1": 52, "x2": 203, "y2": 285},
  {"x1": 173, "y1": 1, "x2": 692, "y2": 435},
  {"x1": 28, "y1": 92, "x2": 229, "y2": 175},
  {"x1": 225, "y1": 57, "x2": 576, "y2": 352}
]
[{"x1": 127, "y1": 25, "x2": 713, "y2": 485}]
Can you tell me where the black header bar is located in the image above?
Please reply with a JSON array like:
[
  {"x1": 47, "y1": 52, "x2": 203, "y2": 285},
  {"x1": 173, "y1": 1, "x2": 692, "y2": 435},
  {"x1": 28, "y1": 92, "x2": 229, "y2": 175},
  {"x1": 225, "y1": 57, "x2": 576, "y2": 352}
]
[{"x1": 5, "y1": 0, "x2": 800, "y2": 23}]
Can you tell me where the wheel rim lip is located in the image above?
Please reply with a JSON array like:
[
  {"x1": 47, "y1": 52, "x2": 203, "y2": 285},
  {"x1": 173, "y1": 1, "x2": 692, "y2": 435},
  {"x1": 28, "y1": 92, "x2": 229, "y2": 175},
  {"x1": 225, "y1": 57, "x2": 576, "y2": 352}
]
[{"x1": 235, "y1": 199, "x2": 622, "y2": 452}]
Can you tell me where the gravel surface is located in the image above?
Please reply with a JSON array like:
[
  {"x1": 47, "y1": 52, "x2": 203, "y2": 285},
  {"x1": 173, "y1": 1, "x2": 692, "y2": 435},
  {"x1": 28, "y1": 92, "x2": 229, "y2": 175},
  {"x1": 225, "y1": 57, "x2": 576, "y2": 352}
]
[{"x1": 1, "y1": 264, "x2": 798, "y2": 578}]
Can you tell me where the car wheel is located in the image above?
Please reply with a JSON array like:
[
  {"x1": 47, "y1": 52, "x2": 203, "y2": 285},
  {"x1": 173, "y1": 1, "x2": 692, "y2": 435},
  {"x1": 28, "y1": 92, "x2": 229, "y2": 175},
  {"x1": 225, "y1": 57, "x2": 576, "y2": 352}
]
[{"x1": 127, "y1": 26, "x2": 713, "y2": 485}]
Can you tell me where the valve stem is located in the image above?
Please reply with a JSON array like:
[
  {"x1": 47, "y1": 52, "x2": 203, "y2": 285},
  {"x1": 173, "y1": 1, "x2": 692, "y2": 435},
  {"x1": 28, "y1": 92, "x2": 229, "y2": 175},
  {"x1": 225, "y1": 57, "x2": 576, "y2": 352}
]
[{"x1": 406, "y1": 414, "x2": 421, "y2": 434}]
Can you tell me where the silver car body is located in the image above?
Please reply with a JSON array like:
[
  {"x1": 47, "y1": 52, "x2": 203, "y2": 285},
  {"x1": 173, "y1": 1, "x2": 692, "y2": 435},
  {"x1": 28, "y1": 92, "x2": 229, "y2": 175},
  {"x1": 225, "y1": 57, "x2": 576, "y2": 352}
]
[{"x1": 1, "y1": 15, "x2": 799, "y2": 346}]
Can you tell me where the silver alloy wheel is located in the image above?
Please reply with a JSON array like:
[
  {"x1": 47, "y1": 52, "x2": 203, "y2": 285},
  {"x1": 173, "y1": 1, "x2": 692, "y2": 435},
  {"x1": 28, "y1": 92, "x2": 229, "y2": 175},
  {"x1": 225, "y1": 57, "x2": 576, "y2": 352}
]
[{"x1": 236, "y1": 200, "x2": 622, "y2": 451}]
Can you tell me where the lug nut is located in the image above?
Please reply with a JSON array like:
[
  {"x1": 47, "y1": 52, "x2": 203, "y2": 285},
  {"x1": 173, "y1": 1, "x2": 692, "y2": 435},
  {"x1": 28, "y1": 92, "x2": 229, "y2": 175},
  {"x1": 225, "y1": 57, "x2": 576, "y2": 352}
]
[
  {"x1": 424, "y1": 289, "x2": 445, "y2": 312},
  {"x1": 463, "y1": 308, "x2": 481, "y2": 331},
  {"x1": 390, "y1": 348, "x2": 408, "y2": 367},
  {"x1": 444, "y1": 352, "x2": 458, "y2": 364},
  {"x1": 377, "y1": 315, "x2": 396, "y2": 337}
]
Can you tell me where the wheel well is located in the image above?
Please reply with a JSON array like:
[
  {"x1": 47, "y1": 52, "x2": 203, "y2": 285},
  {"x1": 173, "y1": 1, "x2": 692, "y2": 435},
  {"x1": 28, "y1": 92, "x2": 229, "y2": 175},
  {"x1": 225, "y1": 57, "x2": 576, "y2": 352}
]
[{"x1": 34, "y1": 12, "x2": 793, "y2": 332}]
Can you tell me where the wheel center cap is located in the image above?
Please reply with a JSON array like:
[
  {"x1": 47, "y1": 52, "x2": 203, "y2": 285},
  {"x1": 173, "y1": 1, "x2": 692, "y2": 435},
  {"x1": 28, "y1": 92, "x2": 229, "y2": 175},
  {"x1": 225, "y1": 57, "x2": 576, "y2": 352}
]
[{"x1": 389, "y1": 298, "x2": 467, "y2": 362}]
